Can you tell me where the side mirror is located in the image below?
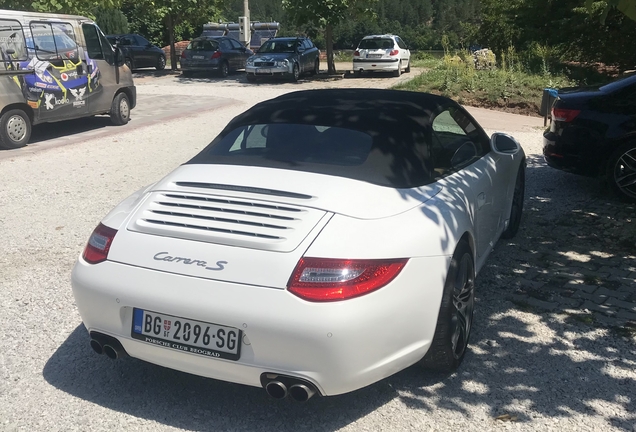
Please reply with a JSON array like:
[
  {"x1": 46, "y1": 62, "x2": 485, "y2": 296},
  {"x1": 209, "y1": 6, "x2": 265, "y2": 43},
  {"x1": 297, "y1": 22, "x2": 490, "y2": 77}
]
[
  {"x1": 451, "y1": 141, "x2": 478, "y2": 169},
  {"x1": 115, "y1": 47, "x2": 125, "y2": 67},
  {"x1": 491, "y1": 132, "x2": 521, "y2": 155}
]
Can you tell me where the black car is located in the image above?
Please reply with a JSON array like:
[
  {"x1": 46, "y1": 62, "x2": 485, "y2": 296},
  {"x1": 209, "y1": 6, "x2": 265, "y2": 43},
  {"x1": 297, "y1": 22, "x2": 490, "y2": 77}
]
[
  {"x1": 543, "y1": 74, "x2": 636, "y2": 201},
  {"x1": 245, "y1": 37, "x2": 320, "y2": 82},
  {"x1": 180, "y1": 36, "x2": 253, "y2": 77},
  {"x1": 107, "y1": 34, "x2": 166, "y2": 71}
]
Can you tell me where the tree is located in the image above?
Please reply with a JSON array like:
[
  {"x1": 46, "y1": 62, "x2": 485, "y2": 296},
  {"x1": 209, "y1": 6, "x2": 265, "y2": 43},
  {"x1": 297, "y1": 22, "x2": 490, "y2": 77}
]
[
  {"x1": 586, "y1": 0, "x2": 636, "y2": 22},
  {"x1": 122, "y1": 0, "x2": 222, "y2": 71},
  {"x1": 0, "y1": 0, "x2": 119, "y2": 15},
  {"x1": 94, "y1": 7, "x2": 129, "y2": 34},
  {"x1": 283, "y1": 0, "x2": 377, "y2": 74}
]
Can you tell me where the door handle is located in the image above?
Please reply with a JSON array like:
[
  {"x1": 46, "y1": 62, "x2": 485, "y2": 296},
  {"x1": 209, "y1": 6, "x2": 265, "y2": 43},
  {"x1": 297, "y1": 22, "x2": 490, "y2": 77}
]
[{"x1": 477, "y1": 192, "x2": 486, "y2": 209}]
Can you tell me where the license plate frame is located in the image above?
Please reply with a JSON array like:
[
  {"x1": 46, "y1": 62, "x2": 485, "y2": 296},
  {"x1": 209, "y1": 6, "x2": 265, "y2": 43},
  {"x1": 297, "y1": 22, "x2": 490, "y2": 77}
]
[
  {"x1": 131, "y1": 308, "x2": 241, "y2": 361},
  {"x1": 255, "y1": 68, "x2": 272, "y2": 74},
  {"x1": 368, "y1": 54, "x2": 383, "y2": 59},
  {"x1": 192, "y1": 55, "x2": 205, "y2": 60}
]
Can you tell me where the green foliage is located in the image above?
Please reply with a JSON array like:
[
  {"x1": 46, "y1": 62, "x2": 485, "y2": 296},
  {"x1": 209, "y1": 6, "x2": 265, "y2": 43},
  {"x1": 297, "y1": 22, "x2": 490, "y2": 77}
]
[
  {"x1": 94, "y1": 7, "x2": 129, "y2": 34},
  {"x1": 0, "y1": 0, "x2": 119, "y2": 15}
]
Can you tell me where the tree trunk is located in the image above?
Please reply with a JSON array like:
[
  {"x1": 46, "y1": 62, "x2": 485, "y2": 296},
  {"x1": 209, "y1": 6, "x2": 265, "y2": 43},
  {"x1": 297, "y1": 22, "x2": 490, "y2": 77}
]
[
  {"x1": 167, "y1": 13, "x2": 177, "y2": 71},
  {"x1": 326, "y1": 23, "x2": 335, "y2": 74}
]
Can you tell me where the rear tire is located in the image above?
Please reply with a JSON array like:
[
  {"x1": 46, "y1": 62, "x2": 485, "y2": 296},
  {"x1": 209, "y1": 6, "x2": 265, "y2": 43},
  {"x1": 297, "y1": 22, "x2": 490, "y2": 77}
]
[
  {"x1": 607, "y1": 142, "x2": 636, "y2": 202},
  {"x1": 405, "y1": 60, "x2": 411, "y2": 73},
  {"x1": 393, "y1": 61, "x2": 402, "y2": 77},
  {"x1": 501, "y1": 163, "x2": 525, "y2": 239},
  {"x1": 420, "y1": 240, "x2": 475, "y2": 372},
  {"x1": 0, "y1": 109, "x2": 31, "y2": 149},
  {"x1": 219, "y1": 61, "x2": 229, "y2": 78},
  {"x1": 110, "y1": 93, "x2": 130, "y2": 126}
]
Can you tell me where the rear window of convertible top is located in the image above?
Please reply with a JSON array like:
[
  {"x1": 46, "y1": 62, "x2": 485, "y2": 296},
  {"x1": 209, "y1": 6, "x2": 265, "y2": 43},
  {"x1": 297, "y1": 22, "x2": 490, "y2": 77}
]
[{"x1": 188, "y1": 123, "x2": 435, "y2": 189}]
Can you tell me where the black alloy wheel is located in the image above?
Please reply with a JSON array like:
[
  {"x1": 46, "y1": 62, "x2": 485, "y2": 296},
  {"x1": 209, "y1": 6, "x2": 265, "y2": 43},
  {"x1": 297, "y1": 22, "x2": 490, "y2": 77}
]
[
  {"x1": 607, "y1": 142, "x2": 636, "y2": 202},
  {"x1": 420, "y1": 240, "x2": 475, "y2": 371},
  {"x1": 156, "y1": 55, "x2": 166, "y2": 71},
  {"x1": 501, "y1": 164, "x2": 525, "y2": 239}
]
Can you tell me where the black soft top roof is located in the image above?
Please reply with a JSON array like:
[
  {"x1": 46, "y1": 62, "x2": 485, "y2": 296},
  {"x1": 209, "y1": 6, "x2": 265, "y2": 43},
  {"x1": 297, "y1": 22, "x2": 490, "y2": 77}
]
[{"x1": 189, "y1": 89, "x2": 459, "y2": 188}]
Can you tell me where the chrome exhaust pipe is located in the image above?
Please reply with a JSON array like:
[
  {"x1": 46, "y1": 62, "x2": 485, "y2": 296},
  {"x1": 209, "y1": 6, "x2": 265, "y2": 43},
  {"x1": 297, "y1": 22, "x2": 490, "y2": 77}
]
[
  {"x1": 265, "y1": 381, "x2": 288, "y2": 399},
  {"x1": 289, "y1": 384, "x2": 315, "y2": 402},
  {"x1": 90, "y1": 339, "x2": 103, "y2": 355},
  {"x1": 103, "y1": 345, "x2": 118, "y2": 360}
]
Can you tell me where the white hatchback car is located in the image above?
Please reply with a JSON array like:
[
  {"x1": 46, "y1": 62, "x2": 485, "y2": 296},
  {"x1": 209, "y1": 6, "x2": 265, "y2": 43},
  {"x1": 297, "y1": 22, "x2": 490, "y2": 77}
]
[
  {"x1": 353, "y1": 34, "x2": 411, "y2": 77},
  {"x1": 72, "y1": 89, "x2": 525, "y2": 402}
]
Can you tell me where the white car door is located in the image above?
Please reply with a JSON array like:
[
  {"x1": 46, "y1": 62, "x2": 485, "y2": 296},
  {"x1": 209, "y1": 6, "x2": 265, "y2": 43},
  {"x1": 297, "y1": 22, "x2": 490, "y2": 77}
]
[
  {"x1": 430, "y1": 108, "x2": 501, "y2": 264},
  {"x1": 396, "y1": 36, "x2": 410, "y2": 69}
]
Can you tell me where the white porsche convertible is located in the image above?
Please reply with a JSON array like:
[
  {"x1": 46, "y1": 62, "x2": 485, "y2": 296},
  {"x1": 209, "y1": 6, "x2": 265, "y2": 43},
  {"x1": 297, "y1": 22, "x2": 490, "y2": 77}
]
[{"x1": 72, "y1": 89, "x2": 525, "y2": 402}]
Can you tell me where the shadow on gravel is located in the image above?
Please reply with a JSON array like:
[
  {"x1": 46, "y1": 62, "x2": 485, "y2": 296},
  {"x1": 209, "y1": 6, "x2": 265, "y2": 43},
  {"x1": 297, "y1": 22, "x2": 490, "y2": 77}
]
[
  {"x1": 28, "y1": 116, "x2": 113, "y2": 145},
  {"x1": 43, "y1": 326, "x2": 396, "y2": 432},
  {"x1": 392, "y1": 154, "x2": 636, "y2": 428}
]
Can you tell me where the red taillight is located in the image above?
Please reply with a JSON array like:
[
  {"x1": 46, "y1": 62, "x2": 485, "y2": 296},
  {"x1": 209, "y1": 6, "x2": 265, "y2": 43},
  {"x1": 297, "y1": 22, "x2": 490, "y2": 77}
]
[
  {"x1": 82, "y1": 223, "x2": 117, "y2": 264},
  {"x1": 211, "y1": 51, "x2": 221, "y2": 59},
  {"x1": 180, "y1": 51, "x2": 186, "y2": 59},
  {"x1": 389, "y1": 49, "x2": 399, "y2": 56},
  {"x1": 287, "y1": 258, "x2": 408, "y2": 302},
  {"x1": 354, "y1": 50, "x2": 360, "y2": 57},
  {"x1": 552, "y1": 107, "x2": 580, "y2": 122}
]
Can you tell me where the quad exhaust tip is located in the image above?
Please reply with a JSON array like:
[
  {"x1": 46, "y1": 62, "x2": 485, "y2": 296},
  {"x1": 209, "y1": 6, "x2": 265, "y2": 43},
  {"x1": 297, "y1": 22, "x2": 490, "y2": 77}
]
[
  {"x1": 88, "y1": 331, "x2": 128, "y2": 359},
  {"x1": 261, "y1": 373, "x2": 319, "y2": 402}
]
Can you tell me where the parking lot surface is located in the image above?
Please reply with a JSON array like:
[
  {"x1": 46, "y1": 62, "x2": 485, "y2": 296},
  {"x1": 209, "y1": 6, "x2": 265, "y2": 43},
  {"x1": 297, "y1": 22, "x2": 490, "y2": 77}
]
[{"x1": 1, "y1": 70, "x2": 634, "y2": 431}]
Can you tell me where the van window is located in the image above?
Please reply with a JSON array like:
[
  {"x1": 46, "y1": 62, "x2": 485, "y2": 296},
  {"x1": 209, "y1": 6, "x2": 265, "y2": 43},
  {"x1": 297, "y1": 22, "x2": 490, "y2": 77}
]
[
  {"x1": 82, "y1": 24, "x2": 114, "y2": 64},
  {"x1": 0, "y1": 19, "x2": 27, "y2": 62},
  {"x1": 28, "y1": 22, "x2": 79, "y2": 62}
]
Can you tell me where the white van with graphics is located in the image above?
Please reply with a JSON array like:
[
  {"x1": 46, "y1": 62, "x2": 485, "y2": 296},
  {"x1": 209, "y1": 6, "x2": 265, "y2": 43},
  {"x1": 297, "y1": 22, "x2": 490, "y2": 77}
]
[{"x1": 0, "y1": 9, "x2": 135, "y2": 149}]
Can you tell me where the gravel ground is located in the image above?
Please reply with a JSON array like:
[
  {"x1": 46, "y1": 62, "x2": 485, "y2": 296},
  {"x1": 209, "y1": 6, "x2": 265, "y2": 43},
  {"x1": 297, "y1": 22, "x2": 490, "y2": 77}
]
[{"x1": 0, "y1": 71, "x2": 635, "y2": 432}]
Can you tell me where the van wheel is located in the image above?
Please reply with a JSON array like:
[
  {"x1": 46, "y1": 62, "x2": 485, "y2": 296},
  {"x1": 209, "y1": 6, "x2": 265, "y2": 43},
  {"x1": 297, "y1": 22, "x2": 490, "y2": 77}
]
[
  {"x1": 0, "y1": 109, "x2": 31, "y2": 149},
  {"x1": 110, "y1": 93, "x2": 130, "y2": 126}
]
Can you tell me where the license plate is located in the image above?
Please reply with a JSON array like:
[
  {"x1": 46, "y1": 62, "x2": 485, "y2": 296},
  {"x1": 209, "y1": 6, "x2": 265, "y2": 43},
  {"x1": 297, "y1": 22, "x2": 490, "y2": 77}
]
[
  {"x1": 131, "y1": 308, "x2": 241, "y2": 361},
  {"x1": 368, "y1": 54, "x2": 383, "y2": 58},
  {"x1": 256, "y1": 68, "x2": 271, "y2": 74},
  {"x1": 192, "y1": 55, "x2": 204, "y2": 60}
]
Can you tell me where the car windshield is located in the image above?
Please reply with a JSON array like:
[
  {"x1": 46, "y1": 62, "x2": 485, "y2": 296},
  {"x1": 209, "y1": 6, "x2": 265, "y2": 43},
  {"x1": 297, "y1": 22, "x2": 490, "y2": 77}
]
[
  {"x1": 187, "y1": 39, "x2": 218, "y2": 51},
  {"x1": 258, "y1": 39, "x2": 298, "y2": 53},
  {"x1": 358, "y1": 38, "x2": 394, "y2": 50}
]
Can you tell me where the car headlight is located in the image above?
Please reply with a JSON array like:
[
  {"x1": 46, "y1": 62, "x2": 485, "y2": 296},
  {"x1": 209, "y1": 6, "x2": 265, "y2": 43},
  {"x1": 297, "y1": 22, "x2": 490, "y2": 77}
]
[
  {"x1": 276, "y1": 59, "x2": 289, "y2": 67},
  {"x1": 246, "y1": 58, "x2": 254, "y2": 66}
]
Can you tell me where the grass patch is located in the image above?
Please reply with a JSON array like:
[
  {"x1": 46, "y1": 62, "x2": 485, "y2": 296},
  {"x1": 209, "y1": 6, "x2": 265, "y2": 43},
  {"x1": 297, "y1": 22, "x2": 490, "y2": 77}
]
[
  {"x1": 612, "y1": 323, "x2": 636, "y2": 338},
  {"x1": 393, "y1": 52, "x2": 575, "y2": 116},
  {"x1": 569, "y1": 313, "x2": 596, "y2": 325}
]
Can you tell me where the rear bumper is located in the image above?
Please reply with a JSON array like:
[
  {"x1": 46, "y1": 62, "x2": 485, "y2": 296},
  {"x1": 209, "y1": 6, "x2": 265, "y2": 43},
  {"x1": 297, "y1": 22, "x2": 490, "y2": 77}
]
[
  {"x1": 543, "y1": 131, "x2": 601, "y2": 177},
  {"x1": 353, "y1": 58, "x2": 400, "y2": 72},
  {"x1": 71, "y1": 255, "x2": 448, "y2": 396},
  {"x1": 180, "y1": 62, "x2": 220, "y2": 71}
]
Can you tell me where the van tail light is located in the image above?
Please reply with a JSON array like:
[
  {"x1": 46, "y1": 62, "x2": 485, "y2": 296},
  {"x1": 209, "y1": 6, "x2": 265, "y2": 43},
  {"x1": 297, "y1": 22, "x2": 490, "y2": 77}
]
[
  {"x1": 82, "y1": 223, "x2": 117, "y2": 264},
  {"x1": 389, "y1": 49, "x2": 399, "y2": 56},
  {"x1": 211, "y1": 51, "x2": 222, "y2": 59},
  {"x1": 552, "y1": 107, "x2": 580, "y2": 122},
  {"x1": 287, "y1": 258, "x2": 408, "y2": 302},
  {"x1": 180, "y1": 50, "x2": 186, "y2": 59},
  {"x1": 354, "y1": 50, "x2": 360, "y2": 57}
]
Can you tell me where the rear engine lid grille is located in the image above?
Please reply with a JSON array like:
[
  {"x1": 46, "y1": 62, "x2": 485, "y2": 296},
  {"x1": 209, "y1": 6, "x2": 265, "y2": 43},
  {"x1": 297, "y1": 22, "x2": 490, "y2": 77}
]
[{"x1": 128, "y1": 192, "x2": 329, "y2": 252}]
